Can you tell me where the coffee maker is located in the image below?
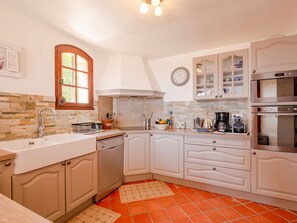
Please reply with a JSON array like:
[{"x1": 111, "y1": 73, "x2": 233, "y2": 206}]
[{"x1": 214, "y1": 112, "x2": 230, "y2": 132}]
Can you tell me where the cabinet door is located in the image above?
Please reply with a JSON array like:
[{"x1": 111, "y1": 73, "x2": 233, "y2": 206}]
[
  {"x1": 0, "y1": 159, "x2": 13, "y2": 198},
  {"x1": 251, "y1": 34, "x2": 297, "y2": 74},
  {"x1": 185, "y1": 145, "x2": 250, "y2": 170},
  {"x1": 66, "y1": 152, "x2": 97, "y2": 212},
  {"x1": 12, "y1": 162, "x2": 65, "y2": 221},
  {"x1": 124, "y1": 133, "x2": 150, "y2": 175},
  {"x1": 193, "y1": 55, "x2": 219, "y2": 100},
  {"x1": 150, "y1": 134, "x2": 183, "y2": 178},
  {"x1": 185, "y1": 162, "x2": 251, "y2": 192},
  {"x1": 218, "y1": 49, "x2": 248, "y2": 98},
  {"x1": 252, "y1": 150, "x2": 297, "y2": 201}
]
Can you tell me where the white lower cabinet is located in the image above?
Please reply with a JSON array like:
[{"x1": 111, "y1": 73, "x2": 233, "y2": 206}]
[
  {"x1": 124, "y1": 133, "x2": 150, "y2": 175},
  {"x1": 185, "y1": 163, "x2": 251, "y2": 192},
  {"x1": 12, "y1": 152, "x2": 97, "y2": 222},
  {"x1": 150, "y1": 134, "x2": 184, "y2": 178},
  {"x1": 252, "y1": 150, "x2": 297, "y2": 201},
  {"x1": 184, "y1": 135, "x2": 251, "y2": 192}
]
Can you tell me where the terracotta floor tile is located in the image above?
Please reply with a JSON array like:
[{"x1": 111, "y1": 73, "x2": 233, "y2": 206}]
[
  {"x1": 236, "y1": 198, "x2": 250, "y2": 204},
  {"x1": 101, "y1": 194, "x2": 111, "y2": 201},
  {"x1": 185, "y1": 192, "x2": 203, "y2": 202},
  {"x1": 245, "y1": 202, "x2": 269, "y2": 214},
  {"x1": 128, "y1": 203, "x2": 148, "y2": 215},
  {"x1": 111, "y1": 190, "x2": 120, "y2": 199},
  {"x1": 212, "y1": 192, "x2": 225, "y2": 197},
  {"x1": 158, "y1": 197, "x2": 177, "y2": 208},
  {"x1": 179, "y1": 186, "x2": 195, "y2": 194},
  {"x1": 149, "y1": 210, "x2": 171, "y2": 223},
  {"x1": 179, "y1": 203, "x2": 200, "y2": 216},
  {"x1": 231, "y1": 219, "x2": 251, "y2": 223},
  {"x1": 112, "y1": 205, "x2": 130, "y2": 216},
  {"x1": 132, "y1": 213, "x2": 152, "y2": 223},
  {"x1": 198, "y1": 190, "x2": 216, "y2": 200},
  {"x1": 205, "y1": 210, "x2": 228, "y2": 223},
  {"x1": 189, "y1": 213, "x2": 213, "y2": 223},
  {"x1": 273, "y1": 208, "x2": 297, "y2": 221},
  {"x1": 248, "y1": 214, "x2": 270, "y2": 223},
  {"x1": 233, "y1": 204, "x2": 256, "y2": 216},
  {"x1": 261, "y1": 211, "x2": 288, "y2": 223},
  {"x1": 145, "y1": 200, "x2": 164, "y2": 212},
  {"x1": 220, "y1": 196, "x2": 241, "y2": 206},
  {"x1": 219, "y1": 207, "x2": 243, "y2": 221},
  {"x1": 260, "y1": 203, "x2": 278, "y2": 211},
  {"x1": 208, "y1": 197, "x2": 229, "y2": 208},
  {"x1": 97, "y1": 199, "x2": 111, "y2": 208},
  {"x1": 165, "y1": 206, "x2": 187, "y2": 220},
  {"x1": 115, "y1": 215, "x2": 133, "y2": 223},
  {"x1": 172, "y1": 217, "x2": 192, "y2": 223},
  {"x1": 173, "y1": 195, "x2": 191, "y2": 205},
  {"x1": 111, "y1": 198, "x2": 123, "y2": 208},
  {"x1": 194, "y1": 200, "x2": 216, "y2": 212}
]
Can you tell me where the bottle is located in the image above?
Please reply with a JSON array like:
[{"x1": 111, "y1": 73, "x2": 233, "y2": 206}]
[{"x1": 169, "y1": 111, "x2": 174, "y2": 128}]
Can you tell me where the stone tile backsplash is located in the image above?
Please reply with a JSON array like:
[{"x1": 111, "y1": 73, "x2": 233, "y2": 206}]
[{"x1": 0, "y1": 92, "x2": 98, "y2": 141}]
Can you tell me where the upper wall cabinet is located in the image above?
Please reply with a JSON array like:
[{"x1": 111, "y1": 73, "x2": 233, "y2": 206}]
[
  {"x1": 251, "y1": 34, "x2": 297, "y2": 74},
  {"x1": 193, "y1": 49, "x2": 248, "y2": 100}
]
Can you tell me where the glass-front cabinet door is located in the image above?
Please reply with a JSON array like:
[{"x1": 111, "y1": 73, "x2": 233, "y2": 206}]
[
  {"x1": 218, "y1": 49, "x2": 248, "y2": 98},
  {"x1": 193, "y1": 55, "x2": 218, "y2": 99}
]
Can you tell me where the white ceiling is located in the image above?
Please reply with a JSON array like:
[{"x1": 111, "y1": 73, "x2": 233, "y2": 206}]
[{"x1": 2, "y1": 0, "x2": 297, "y2": 59}]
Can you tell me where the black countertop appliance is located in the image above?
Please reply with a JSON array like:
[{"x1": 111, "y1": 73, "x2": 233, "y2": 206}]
[{"x1": 214, "y1": 112, "x2": 230, "y2": 132}]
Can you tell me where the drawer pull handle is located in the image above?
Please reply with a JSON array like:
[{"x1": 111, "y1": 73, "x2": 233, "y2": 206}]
[
  {"x1": 212, "y1": 140, "x2": 216, "y2": 143},
  {"x1": 67, "y1": 161, "x2": 71, "y2": 165},
  {"x1": 212, "y1": 167, "x2": 216, "y2": 170},
  {"x1": 212, "y1": 148, "x2": 216, "y2": 151},
  {"x1": 150, "y1": 134, "x2": 153, "y2": 136},
  {"x1": 4, "y1": 161, "x2": 11, "y2": 167},
  {"x1": 125, "y1": 135, "x2": 128, "y2": 137},
  {"x1": 62, "y1": 161, "x2": 66, "y2": 166},
  {"x1": 252, "y1": 152, "x2": 256, "y2": 155}
]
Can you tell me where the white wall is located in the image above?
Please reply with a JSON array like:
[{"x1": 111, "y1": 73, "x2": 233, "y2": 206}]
[
  {"x1": 148, "y1": 43, "x2": 250, "y2": 102},
  {"x1": 0, "y1": 5, "x2": 109, "y2": 97}
]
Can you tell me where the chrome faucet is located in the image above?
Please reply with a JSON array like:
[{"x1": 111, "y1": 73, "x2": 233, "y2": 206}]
[{"x1": 38, "y1": 108, "x2": 56, "y2": 138}]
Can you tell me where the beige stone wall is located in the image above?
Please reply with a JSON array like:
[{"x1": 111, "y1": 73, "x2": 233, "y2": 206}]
[{"x1": 0, "y1": 92, "x2": 98, "y2": 141}]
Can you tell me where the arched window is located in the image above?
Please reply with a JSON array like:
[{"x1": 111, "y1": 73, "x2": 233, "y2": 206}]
[{"x1": 55, "y1": 44, "x2": 93, "y2": 110}]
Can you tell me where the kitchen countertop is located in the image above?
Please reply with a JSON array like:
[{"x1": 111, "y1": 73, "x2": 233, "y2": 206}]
[
  {"x1": 0, "y1": 149, "x2": 15, "y2": 161},
  {"x1": 88, "y1": 129, "x2": 126, "y2": 140},
  {"x1": 0, "y1": 193, "x2": 52, "y2": 223},
  {"x1": 117, "y1": 127, "x2": 251, "y2": 140}
]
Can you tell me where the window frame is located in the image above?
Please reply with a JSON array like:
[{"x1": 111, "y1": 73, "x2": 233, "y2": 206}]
[{"x1": 55, "y1": 44, "x2": 94, "y2": 110}]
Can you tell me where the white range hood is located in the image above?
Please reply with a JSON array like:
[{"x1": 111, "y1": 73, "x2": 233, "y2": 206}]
[{"x1": 96, "y1": 55, "x2": 165, "y2": 98}]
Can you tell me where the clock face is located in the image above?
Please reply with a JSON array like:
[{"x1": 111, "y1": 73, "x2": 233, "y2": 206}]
[{"x1": 171, "y1": 67, "x2": 190, "y2": 86}]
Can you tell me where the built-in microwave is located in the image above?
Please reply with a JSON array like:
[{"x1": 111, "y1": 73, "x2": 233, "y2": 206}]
[
  {"x1": 251, "y1": 70, "x2": 297, "y2": 104},
  {"x1": 252, "y1": 106, "x2": 297, "y2": 153}
]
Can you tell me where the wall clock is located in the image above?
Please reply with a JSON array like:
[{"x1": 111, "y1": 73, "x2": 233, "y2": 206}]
[{"x1": 171, "y1": 67, "x2": 190, "y2": 86}]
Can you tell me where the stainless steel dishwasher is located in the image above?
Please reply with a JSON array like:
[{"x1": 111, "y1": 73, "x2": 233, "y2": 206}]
[{"x1": 96, "y1": 135, "x2": 124, "y2": 201}]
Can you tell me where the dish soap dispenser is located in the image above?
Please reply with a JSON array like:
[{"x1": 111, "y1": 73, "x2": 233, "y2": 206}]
[{"x1": 169, "y1": 111, "x2": 174, "y2": 128}]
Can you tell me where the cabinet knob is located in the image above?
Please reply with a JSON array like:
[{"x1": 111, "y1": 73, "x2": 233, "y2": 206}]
[
  {"x1": 212, "y1": 140, "x2": 216, "y2": 143},
  {"x1": 125, "y1": 135, "x2": 128, "y2": 137},
  {"x1": 252, "y1": 70, "x2": 256, "y2": 73},
  {"x1": 212, "y1": 148, "x2": 216, "y2": 151},
  {"x1": 4, "y1": 161, "x2": 11, "y2": 166},
  {"x1": 150, "y1": 134, "x2": 153, "y2": 136},
  {"x1": 62, "y1": 161, "x2": 66, "y2": 166},
  {"x1": 212, "y1": 167, "x2": 216, "y2": 170},
  {"x1": 215, "y1": 95, "x2": 218, "y2": 99},
  {"x1": 252, "y1": 152, "x2": 256, "y2": 155},
  {"x1": 219, "y1": 95, "x2": 222, "y2": 98},
  {"x1": 67, "y1": 161, "x2": 71, "y2": 165}
]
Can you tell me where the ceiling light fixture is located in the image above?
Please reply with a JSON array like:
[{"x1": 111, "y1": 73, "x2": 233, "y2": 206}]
[{"x1": 140, "y1": 0, "x2": 164, "y2": 16}]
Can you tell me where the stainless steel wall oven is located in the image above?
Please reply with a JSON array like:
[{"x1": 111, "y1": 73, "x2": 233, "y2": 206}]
[
  {"x1": 252, "y1": 106, "x2": 297, "y2": 153},
  {"x1": 251, "y1": 70, "x2": 297, "y2": 104}
]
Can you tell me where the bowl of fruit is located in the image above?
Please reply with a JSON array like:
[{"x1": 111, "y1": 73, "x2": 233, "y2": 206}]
[{"x1": 155, "y1": 119, "x2": 169, "y2": 130}]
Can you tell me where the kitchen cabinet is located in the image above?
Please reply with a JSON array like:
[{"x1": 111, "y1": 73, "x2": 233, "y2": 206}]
[
  {"x1": 184, "y1": 135, "x2": 251, "y2": 192},
  {"x1": 12, "y1": 152, "x2": 97, "y2": 222},
  {"x1": 0, "y1": 159, "x2": 13, "y2": 198},
  {"x1": 150, "y1": 133, "x2": 183, "y2": 178},
  {"x1": 124, "y1": 133, "x2": 150, "y2": 175},
  {"x1": 251, "y1": 150, "x2": 297, "y2": 202},
  {"x1": 193, "y1": 49, "x2": 248, "y2": 100},
  {"x1": 251, "y1": 34, "x2": 297, "y2": 74}
]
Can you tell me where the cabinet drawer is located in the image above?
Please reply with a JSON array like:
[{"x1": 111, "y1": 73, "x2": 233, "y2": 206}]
[
  {"x1": 185, "y1": 135, "x2": 250, "y2": 149},
  {"x1": 184, "y1": 162, "x2": 251, "y2": 192},
  {"x1": 185, "y1": 144, "x2": 250, "y2": 170}
]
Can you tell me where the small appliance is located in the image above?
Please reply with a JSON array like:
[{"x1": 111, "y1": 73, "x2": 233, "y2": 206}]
[{"x1": 214, "y1": 112, "x2": 230, "y2": 132}]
